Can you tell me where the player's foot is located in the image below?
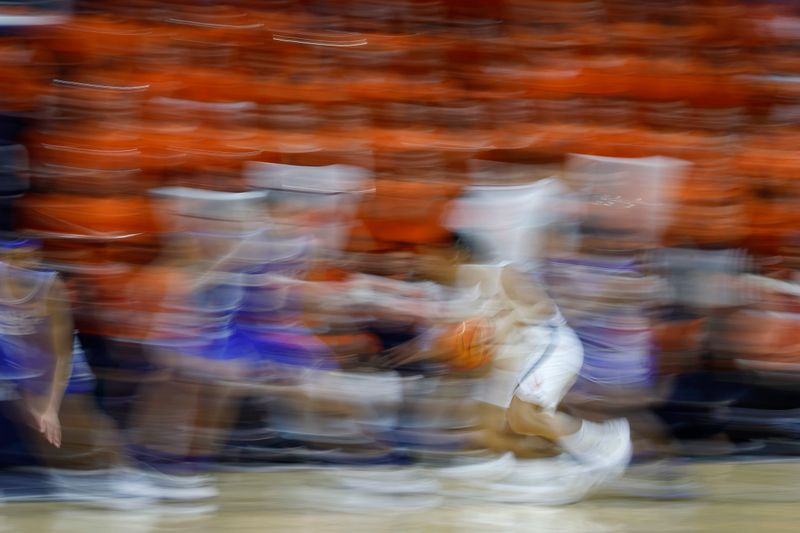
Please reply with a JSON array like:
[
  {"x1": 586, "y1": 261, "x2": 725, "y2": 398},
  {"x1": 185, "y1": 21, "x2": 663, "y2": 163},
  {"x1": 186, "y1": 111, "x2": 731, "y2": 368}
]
[
  {"x1": 46, "y1": 469, "x2": 158, "y2": 510},
  {"x1": 116, "y1": 467, "x2": 218, "y2": 501},
  {"x1": 123, "y1": 463, "x2": 214, "y2": 489},
  {"x1": 559, "y1": 418, "x2": 633, "y2": 485},
  {"x1": 443, "y1": 455, "x2": 593, "y2": 505}
]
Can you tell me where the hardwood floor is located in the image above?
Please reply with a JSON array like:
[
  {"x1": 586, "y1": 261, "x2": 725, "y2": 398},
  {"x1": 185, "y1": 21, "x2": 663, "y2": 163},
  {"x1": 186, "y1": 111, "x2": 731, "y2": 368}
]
[{"x1": 2, "y1": 461, "x2": 800, "y2": 532}]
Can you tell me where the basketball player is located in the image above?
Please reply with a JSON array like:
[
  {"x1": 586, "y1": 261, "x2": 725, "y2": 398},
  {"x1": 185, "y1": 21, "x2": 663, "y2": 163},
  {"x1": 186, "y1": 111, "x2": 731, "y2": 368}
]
[
  {"x1": 127, "y1": 187, "x2": 330, "y2": 471},
  {"x1": 0, "y1": 237, "x2": 71, "y2": 449},
  {"x1": 346, "y1": 245, "x2": 633, "y2": 502},
  {"x1": 472, "y1": 264, "x2": 631, "y2": 466},
  {"x1": 0, "y1": 236, "x2": 217, "y2": 506},
  {"x1": 126, "y1": 228, "x2": 257, "y2": 471}
]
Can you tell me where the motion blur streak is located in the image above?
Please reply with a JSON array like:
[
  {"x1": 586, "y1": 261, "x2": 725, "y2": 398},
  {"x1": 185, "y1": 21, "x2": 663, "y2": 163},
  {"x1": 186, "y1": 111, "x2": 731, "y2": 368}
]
[{"x1": 1, "y1": 1, "x2": 800, "y2": 531}]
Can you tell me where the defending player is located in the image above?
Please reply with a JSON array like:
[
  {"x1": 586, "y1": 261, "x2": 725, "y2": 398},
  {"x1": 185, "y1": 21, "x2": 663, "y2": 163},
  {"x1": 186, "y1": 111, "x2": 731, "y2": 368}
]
[
  {"x1": 0, "y1": 237, "x2": 71, "y2": 449},
  {"x1": 0, "y1": 236, "x2": 217, "y2": 506}
]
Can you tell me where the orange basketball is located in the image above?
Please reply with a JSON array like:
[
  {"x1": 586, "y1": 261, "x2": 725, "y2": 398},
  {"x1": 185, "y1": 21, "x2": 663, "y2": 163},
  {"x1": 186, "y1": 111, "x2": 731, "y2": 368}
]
[{"x1": 436, "y1": 319, "x2": 495, "y2": 372}]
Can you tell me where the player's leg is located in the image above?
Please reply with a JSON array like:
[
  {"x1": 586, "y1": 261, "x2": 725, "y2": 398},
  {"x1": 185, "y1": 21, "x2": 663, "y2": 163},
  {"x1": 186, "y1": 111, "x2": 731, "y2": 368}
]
[
  {"x1": 506, "y1": 397, "x2": 581, "y2": 441},
  {"x1": 13, "y1": 340, "x2": 213, "y2": 505},
  {"x1": 187, "y1": 382, "x2": 239, "y2": 460},
  {"x1": 478, "y1": 402, "x2": 559, "y2": 458},
  {"x1": 129, "y1": 373, "x2": 201, "y2": 458},
  {"x1": 503, "y1": 325, "x2": 633, "y2": 477}
]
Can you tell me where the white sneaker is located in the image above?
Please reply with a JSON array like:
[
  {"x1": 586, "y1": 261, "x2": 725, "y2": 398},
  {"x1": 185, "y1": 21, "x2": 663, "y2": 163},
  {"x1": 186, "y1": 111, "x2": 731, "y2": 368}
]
[
  {"x1": 121, "y1": 465, "x2": 214, "y2": 489},
  {"x1": 585, "y1": 418, "x2": 633, "y2": 482},
  {"x1": 560, "y1": 418, "x2": 633, "y2": 478},
  {"x1": 441, "y1": 421, "x2": 633, "y2": 506},
  {"x1": 114, "y1": 470, "x2": 219, "y2": 502},
  {"x1": 47, "y1": 470, "x2": 157, "y2": 510},
  {"x1": 443, "y1": 455, "x2": 594, "y2": 505},
  {"x1": 457, "y1": 479, "x2": 591, "y2": 506}
]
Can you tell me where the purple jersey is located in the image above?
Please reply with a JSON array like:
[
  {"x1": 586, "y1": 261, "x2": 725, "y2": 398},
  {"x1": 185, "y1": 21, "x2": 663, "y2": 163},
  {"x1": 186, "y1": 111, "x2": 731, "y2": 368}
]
[
  {"x1": 234, "y1": 232, "x2": 313, "y2": 327},
  {"x1": 231, "y1": 231, "x2": 334, "y2": 369},
  {"x1": 0, "y1": 262, "x2": 95, "y2": 392},
  {"x1": 0, "y1": 262, "x2": 58, "y2": 380},
  {"x1": 543, "y1": 256, "x2": 656, "y2": 387}
]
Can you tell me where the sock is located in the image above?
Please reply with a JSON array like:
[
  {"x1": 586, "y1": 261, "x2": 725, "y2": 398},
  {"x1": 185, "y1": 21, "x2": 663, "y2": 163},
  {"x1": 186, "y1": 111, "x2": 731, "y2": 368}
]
[
  {"x1": 559, "y1": 418, "x2": 632, "y2": 477},
  {"x1": 558, "y1": 420, "x2": 604, "y2": 464}
]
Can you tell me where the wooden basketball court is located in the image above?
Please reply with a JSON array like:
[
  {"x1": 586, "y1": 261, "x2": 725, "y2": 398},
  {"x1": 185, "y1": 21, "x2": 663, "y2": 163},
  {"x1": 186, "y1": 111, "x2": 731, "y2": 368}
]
[{"x1": 2, "y1": 460, "x2": 800, "y2": 532}]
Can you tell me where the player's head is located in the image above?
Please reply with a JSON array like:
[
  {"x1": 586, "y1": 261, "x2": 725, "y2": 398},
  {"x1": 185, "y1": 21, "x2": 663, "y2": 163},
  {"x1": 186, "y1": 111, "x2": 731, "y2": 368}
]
[
  {"x1": 0, "y1": 235, "x2": 42, "y2": 269},
  {"x1": 414, "y1": 232, "x2": 489, "y2": 284}
]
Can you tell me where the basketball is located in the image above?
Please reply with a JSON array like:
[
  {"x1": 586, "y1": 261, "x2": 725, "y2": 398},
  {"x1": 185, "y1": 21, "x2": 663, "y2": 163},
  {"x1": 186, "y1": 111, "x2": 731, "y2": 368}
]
[{"x1": 436, "y1": 318, "x2": 495, "y2": 372}]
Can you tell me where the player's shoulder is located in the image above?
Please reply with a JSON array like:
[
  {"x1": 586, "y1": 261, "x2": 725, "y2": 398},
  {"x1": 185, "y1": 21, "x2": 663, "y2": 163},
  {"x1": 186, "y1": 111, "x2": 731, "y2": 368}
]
[{"x1": 0, "y1": 262, "x2": 60, "y2": 297}]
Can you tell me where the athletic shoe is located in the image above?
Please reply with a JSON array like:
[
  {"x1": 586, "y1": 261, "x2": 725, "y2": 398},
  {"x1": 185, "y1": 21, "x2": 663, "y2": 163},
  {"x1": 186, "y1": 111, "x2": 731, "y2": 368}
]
[
  {"x1": 559, "y1": 418, "x2": 633, "y2": 491},
  {"x1": 443, "y1": 455, "x2": 595, "y2": 505},
  {"x1": 118, "y1": 466, "x2": 217, "y2": 498},
  {"x1": 564, "y1": 418, "x2": 631, "y2": 460},
  {"x1": 45, "y1": 469, "x2": 158, "y2": 510}
]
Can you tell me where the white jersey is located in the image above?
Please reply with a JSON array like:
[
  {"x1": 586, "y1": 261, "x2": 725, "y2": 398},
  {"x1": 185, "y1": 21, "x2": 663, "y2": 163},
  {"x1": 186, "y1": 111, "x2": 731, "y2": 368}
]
[
  {"x1": 476, "y1": 310, "x2": 583, "y2": 411},
  {"x1": 456, "y1": 262, "x2": 583, "y2": 412},
  {"x1": 0, "y1": 262, "x2": 58, "y2": 380}
]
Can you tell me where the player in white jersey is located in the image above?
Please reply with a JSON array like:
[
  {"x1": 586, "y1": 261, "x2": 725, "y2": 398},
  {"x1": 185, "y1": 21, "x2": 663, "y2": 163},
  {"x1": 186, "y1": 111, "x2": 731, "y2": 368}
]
[
  {"x1": 362, "y1": 257, "x2": 631, "y2": 503},
  {"x1": 302, "y1": 238, "x2": 631, "y2": 502},
  {"x1": 445, "y1": 262, "x2": 633, "y2": 502}
]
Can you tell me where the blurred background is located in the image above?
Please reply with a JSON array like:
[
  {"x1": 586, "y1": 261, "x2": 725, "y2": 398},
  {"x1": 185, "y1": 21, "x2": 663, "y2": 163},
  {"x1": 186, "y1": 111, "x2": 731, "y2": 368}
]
[{"x1": 2, "y1": 0, "x2": 800, "y2": 530}]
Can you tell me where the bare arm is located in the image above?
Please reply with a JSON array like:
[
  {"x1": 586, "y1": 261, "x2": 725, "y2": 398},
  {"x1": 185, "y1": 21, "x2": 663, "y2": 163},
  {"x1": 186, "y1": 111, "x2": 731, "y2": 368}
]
[
  {"x1": 247, "y1": 272, "x2": 435, "y2": 320},
  {"x1": 27, "y1": 277, "x2": 73, "y2": 447},
  {"x1": 45, "y1": 277, "x2": 74, "y2": 415}
]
